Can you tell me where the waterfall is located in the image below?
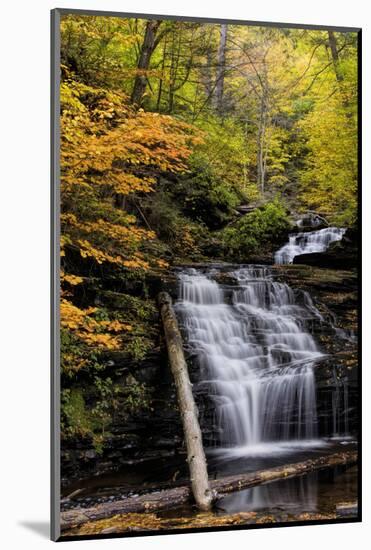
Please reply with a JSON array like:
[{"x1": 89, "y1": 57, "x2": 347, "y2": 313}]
[
  {"x1": 275, "y1": 227, "x2": 346, "y2": 264},
  {"x1": 331, "y1": 371, "x2": 350, "y2": 438},
  {"x1": 175, "y1": 266, "x2": 327, "y2": 458}
]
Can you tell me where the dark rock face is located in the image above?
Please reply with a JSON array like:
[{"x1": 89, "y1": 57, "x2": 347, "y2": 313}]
[
  {"x1": 61, "y1": 351, "x2": 185, "y2": 486},
  {"x1": 274, "y1": 264, "x2": 358, "y2": 438},
  {"x1": 61, "y1": 269, "x2": 184, "y2": 488},
  {"x1": 296, "y1": 213, "x2": 328, "y2": 231}
]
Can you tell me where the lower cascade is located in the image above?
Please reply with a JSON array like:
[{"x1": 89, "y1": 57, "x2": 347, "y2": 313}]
[
  {"x1": 275, "y1": 227, "x2": 346, "y2": 264},
  {"x1": 175, "y1": 266, "x2": 327, "y2": 457}
]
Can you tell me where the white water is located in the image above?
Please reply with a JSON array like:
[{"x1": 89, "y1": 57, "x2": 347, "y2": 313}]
[
  {"x1": 175, "y1": 266, "x2": 327, "y2": 458},
  {"x1": 275, "y1": 227, "x2": 346, "y2": 264}
]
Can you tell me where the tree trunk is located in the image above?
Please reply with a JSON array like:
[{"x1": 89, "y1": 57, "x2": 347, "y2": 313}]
[
  {"x1": 328, "y1": 31, "x2": 349, "y2": 110},
  {"x1": 131, "y1": 20, "x2": 162, "y2": 107},
  {"x1": 257, "y1": 91, "x2": 268, "y2": 193},
  {"x1": 158, "y1": 291, "x2": 213, "y2": 511},
  {"x1": 203, "y1": 45, "x2": 213, "y2": 98},
  {"x1": 156, "y1": 33, "x2": 168, "y2": 111},
  {"x1": 214, "y1": 24, "x2": 228, "y2": 113},
  {"x1": 328, "y1": 31, "x2": 343, "y2": 84},
  {"x1": 168, "y1": 29, "x2": 181, "y2": 113},
  {"x1": 210, "y1": 449, "x2": 357, "y2": 496},
  {"x1": 60, "y1": 449, "x2": 357, "y2": 531}
]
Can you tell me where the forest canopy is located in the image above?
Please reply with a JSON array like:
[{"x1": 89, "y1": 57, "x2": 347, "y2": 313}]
[{"x1": 59, "y1": 15, "x2": 358, "y2": 448}]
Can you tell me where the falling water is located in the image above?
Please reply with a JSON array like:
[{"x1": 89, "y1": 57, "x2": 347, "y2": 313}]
[
  {"x1": 175, "y1": 266, "x2": 327, "y2": 457},
  {"x1": 275, "y1": 227, "x2": 346, "y2": 264},
  {"x1": 332, "y1": 372, "x2": 350, "y2": 438}
]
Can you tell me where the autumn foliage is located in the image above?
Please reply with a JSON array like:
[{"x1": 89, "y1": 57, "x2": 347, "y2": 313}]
[
  {"x1": 60, "y1": 70, "x2": 202, "y2": 370},
  {"x1": 58, "y1": 14, "x2": 358, "y2": 446}
]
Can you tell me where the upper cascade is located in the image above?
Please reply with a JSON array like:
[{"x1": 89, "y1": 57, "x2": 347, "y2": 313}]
[{"x1": 275, "y1": 227, "x2": 346, "y2": 265}]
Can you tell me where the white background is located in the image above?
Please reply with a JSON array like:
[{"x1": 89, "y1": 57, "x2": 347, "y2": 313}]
[{"x1": 1, "y1": 0, "x2": 368, "y2": 548}]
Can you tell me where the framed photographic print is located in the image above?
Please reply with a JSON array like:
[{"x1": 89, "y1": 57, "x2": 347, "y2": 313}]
[{"x1": 51, "y1": 8, "x2": 361, "y2": 541}]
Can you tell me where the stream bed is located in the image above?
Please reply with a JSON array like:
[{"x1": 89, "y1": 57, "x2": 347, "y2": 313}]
[
  {"x1": 61, "y1": 227, "x2": 359, "y2": 535},
  {"x1": 159, "y1": 464, "x2": 358, "y2": 520},
  {"x1": 63, "y1": 459, "x2": 358, "y2": 536}
]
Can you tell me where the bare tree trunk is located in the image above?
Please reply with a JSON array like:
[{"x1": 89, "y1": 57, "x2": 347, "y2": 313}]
[
  {"x1": 158, "y1": 292, "x2": 213, "y2": 511},
  {"x1": 131, "y1": 20, "x2": 162, "y2": 107},
  {"x1": 257, "y1": 91, "x2": 268, "y2": 193},
  {"x1": 114, "y1": 194, "x2": 126, "y2": 210},
  {"x1": 328, "y1": 31, "x2": 349, "y2": 110},
  {"x1": 328, "y1": 31, "x2": 343, "y2": 84},
  {"x1": 156, "y1": 33, "x2": 168, "y2": 111},
  {"x1": 204, "y1": 45, "x2": 213, "y2": 98},
  {"x1": 214, "y1": 24, "x2": 228, "y2": 113},
  {"x1": 168, "y1": 29, "x2": 182, "y2": 113},
  {"x1": 199, "y1": 29, "x2": 214, "y2": 107}
]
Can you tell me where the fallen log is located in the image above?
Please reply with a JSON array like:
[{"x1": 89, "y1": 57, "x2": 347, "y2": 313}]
[
  {"x1": 60, "y1": 449, "x2": 357, "y2": 532},
  {"x1": 158, "y1": 291, "x2": 213, "y2": 511},
  {"x1": 209, "y1": 449, "x2": 357, "y2": 496}
]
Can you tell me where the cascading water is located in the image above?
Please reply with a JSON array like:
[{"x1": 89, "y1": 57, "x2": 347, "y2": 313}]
[
  {"x1": 175, "y1": 266, "x2": 327, "y2": 458},
  {"x1": 275, "y1": 227, "x2": 346, "y2": 264}
]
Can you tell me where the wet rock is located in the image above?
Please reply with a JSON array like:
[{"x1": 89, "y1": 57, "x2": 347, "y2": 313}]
[
  {"x1": 84, "y1": 450, "x2": 97, "y2": 460},
  {"x1": 61, "y1": 354, "x2": 184, "y2": 485},
  {"x1": 274, "y1": 264, "x2": 358, "y2": 437},
  {"x1": 296, "y1": 212, "x2": 329, "y2": 230}
]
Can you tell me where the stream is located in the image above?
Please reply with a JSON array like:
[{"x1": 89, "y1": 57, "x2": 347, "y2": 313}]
[
  {"x1": 171, "y1": 225, "x2": 356, "y2": 519},
  {"x1": 275, "y1": 226, "x2": 346, "y2": 264},
  {"x1": 62, "y1": 225, "x2": 358, "y2": 527}
]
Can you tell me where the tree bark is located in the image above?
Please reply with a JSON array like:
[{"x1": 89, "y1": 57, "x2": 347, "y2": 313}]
[
  {"x1": 214, "y1": 24, "x2": 228, "y2": 113},
  {"x1": 167, "y1": 29, "x2": 181, "y2": 113},
  {"x1": 257, "y1": 90, "x2": 269, "y2": 193},
  {"x1": 210, "y1": 449, "x2": 357, "y2": 495},
  {"x1": 156, "y1": 33, "x2": 168, "y2": 111},
  {"x1": 131, "y1": 20, "x2": 162, "y2": 107},
  {"x1": 328, "y1": 31, "x2": 343, "y2": 85},
  {"x1": 158, "y1": 291, "x2": 213, "y2": 511},
  {"x1": 60, "y1": 449, "x2": 357, "y2": 531},
  {"x1": 203, "y1": 45, "x2": 213, "y2": 99},
  {"x1": 327, "y1": 31, "x2": 350, "y2": 110}
]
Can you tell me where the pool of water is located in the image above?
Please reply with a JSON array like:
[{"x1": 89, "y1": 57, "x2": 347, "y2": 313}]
[
  {"x1": 61, "y1": 439, "x2": 357, "y2": 520},
  {"x1": 217, "y1": 466, "x2": 357, "y2": 515},
  {"x1": 158, "y1": 465, "x2": 357, "y2": 521}
]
